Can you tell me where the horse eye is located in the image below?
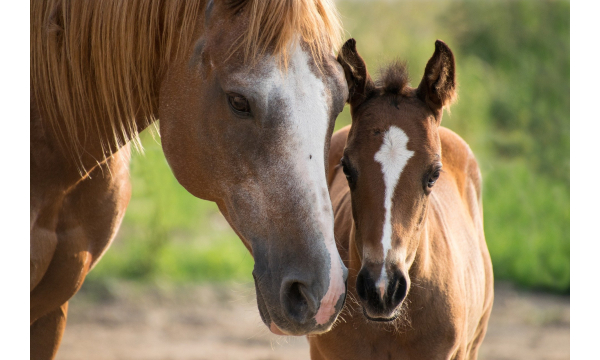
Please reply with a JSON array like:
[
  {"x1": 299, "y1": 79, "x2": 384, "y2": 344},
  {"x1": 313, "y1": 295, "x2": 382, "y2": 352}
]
[
  {"x1": 427, "y1": 170, "x2": 441, "y2": 188},
  {"x1": 227, "y1": 93, "x2": 251, "y2": 115}
]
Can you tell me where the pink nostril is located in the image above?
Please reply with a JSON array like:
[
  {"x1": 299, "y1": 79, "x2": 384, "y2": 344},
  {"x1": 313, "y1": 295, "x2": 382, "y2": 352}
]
[{"x1": 377, "y1": 279, "x2": 386, "y2": 300}]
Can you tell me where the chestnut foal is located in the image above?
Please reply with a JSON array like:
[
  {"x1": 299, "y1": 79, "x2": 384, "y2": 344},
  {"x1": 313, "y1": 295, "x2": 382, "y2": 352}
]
[{"x1": 309, "y1": 39, "x2": 493, "y2": 359}]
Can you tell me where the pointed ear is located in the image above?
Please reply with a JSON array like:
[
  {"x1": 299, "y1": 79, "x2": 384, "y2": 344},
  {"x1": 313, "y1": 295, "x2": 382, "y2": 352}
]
[
  {"x1": 337, "y1": 38, "x2": 374, "y2": 109},
  {"x1": 417, "y1": 40, "x2": 457, "y2": 119}
]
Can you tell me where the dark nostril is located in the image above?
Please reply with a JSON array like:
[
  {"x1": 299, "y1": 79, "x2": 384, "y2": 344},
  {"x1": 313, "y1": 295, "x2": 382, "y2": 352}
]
[
  {"x1": 289, "y1": 282, "x2": 308, "y2": 314},
  {"x1": 282, "y1": 281, "x2": 314, "y2": 324},
  {"x1": 389, "y1": 273, "x2": 408, "y2": 307},
  {"x1": 356, "y1": 267, "x2": 382, "y2": 310},
  {"x1": 356, "y1": 269, "x2": 368, "y2": 301}
]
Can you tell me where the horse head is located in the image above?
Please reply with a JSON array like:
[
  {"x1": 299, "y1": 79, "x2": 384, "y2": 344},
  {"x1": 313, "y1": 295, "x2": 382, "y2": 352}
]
[{"x1": 158, "y1": 0, "x2": 349, "y2": 335}]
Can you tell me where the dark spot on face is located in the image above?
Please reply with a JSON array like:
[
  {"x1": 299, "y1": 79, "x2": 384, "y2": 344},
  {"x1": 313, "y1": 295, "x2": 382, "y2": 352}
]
[{"x1": 309, "y1": 154, "x2": 312, "y2": 159}]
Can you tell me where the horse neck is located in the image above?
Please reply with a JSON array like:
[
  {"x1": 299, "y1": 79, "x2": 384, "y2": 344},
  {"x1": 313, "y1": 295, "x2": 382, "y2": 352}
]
[{"x1": 32, "y1": 0, "x2": 207, "y2": 175}]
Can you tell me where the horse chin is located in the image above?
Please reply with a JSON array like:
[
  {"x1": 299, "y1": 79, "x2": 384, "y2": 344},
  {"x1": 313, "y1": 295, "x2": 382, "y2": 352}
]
[
  {"x1": 255, "y1": 281, "x2": 347, "y2": 336},
  {"x1": 253, "y1": 281, "x2": 299, "y2": 336},
  {"x1": 269, "y1": 322, "x2": 289, "y2": 336}
]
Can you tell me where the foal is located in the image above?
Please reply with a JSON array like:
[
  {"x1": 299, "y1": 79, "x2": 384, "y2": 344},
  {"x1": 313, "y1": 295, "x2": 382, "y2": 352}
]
[{"x1": 309, "y1": 39, "x2": 493, "y2": 359}]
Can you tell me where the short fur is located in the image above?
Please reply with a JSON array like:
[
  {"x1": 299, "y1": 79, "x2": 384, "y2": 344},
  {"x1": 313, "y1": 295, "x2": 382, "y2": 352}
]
[{"x1": 309, "y1": 39, "x2": 493, "y2": 360}]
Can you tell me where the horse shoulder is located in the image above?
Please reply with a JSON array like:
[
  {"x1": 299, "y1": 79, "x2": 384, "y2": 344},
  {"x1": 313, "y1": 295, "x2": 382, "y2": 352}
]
[
  {"x1": 30, "y1": 146, "x2": 132, "y2": 323},
  {"x1": 30, "y1": 98, "x2": 80, "y2": 292}
]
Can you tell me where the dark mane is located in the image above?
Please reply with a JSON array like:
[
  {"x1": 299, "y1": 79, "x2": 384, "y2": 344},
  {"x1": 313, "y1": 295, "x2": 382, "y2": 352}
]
[{"x1": 376, "y1": 60, "x2": 412, "y2": 96}]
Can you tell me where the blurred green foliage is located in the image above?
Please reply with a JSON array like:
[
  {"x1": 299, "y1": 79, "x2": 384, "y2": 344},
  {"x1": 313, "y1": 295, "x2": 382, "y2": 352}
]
[
  {"x1": 89, "y1": 0, "x2": 569, "y2": 293},
  {"x1": 87, "y1": 131, "x2": 255, "y2": 284}
]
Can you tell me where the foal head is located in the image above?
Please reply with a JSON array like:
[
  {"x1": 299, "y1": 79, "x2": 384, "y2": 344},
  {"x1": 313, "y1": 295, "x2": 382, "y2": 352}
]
[
  {"x1": 337, "y1": 39, "x2": 457, "y2": 321},
  {"x1": 158, "y1": 1, "x2": 348, "y2": 335}
]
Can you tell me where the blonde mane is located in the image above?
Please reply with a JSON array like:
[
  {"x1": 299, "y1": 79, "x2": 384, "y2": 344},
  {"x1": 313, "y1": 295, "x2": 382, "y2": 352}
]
[
  {"x1": 31, "y1": 0, "x2": 343, "y2": 167},
  {"x1": 228, "y1": 0, "x2": 343, "y2": 68},
  {"x1": 31, "y1": 0, "x2": 204, "y2": 167}
]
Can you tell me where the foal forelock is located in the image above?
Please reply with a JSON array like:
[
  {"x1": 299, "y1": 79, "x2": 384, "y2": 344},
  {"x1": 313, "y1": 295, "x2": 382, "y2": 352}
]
[{"x1": 373, "y1": 126, "x2": 414, "y2": 292}]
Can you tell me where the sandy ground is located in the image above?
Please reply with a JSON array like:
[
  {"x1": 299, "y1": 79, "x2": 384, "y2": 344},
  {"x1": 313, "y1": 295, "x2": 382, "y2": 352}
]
[{"x1": 58, "y1": 281, "x2": 569, "y2": 360}]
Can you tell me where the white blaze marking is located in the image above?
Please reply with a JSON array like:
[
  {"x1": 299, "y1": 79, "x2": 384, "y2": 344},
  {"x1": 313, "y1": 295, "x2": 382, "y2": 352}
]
[
  {"x1": 374, "y1": 126, "x2": 414, "y2": 297},
  {"x1": 281, "y1": 46, "x2": 345, "y2": 326},
  {"x1": 236, "y1": 43, "x2": 344, "y2": 325}
]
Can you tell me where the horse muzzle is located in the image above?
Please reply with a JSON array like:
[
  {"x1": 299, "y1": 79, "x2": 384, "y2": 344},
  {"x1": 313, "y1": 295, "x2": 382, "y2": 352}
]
[{"x1": 252, "y1": 261, "x2": 348, "y2": 336}]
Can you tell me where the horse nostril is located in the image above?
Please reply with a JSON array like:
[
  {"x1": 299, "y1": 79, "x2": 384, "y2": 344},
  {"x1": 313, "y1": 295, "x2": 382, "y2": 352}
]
[{"x1": 282, "y1": 281, "x2": 314, "y2": 324}]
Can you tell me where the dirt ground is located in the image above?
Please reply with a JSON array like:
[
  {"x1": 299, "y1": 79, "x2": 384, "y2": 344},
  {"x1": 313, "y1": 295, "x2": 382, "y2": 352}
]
[{"x1": 58, "y1": 281, "x2": 569, "y2": 360}]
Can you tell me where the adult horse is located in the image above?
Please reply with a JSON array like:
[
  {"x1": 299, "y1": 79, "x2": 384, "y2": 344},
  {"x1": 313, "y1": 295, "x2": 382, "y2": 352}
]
[
  {"x1": 30, "y1": 1, "x2": 349, "y2": 358},
  {"x1": 308, "y1": 39, "x2": 493, "y2": 359}
]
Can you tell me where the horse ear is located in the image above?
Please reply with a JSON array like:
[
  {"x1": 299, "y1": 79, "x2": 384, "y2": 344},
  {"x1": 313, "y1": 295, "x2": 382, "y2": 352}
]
[
  {"x1": 337, "y1": 39, "x2": 374, "y2": 110},
  {"x1": 417, "y1": 40, "x2": 457, "y2": 120}
]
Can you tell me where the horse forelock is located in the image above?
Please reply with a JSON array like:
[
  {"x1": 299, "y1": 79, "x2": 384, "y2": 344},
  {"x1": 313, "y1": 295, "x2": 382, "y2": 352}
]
[
  {"x1": 224, "y1": 0, "x2": 343, "y2": 69},
  {"x1": 31, "y1": 0, "x2": 205, "y2": 170}
]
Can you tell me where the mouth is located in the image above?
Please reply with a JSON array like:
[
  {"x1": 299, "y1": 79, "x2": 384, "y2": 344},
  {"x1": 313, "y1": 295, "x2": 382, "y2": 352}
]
[
  {"x1": 362, "y1": 307, "x2": 399, "y2": 322},
  {"x1": 269, "y1": 322, "x2": 290, "y2": 336},
  {"x1": 254, "y1": 283, "x2": 303, "y2": 336}
]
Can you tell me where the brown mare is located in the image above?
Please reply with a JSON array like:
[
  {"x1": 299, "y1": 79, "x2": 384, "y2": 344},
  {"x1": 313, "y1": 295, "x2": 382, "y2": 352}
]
[
  {"x1": 308, "y1": 40, "x2": 494, "y2": 359},
  {"x1": 31, "y1": 1, "x2": 350, "y2": 358}
]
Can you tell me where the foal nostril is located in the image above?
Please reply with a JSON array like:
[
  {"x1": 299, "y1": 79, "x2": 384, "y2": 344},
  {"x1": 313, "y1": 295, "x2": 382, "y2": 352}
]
[
  {"x1": 356, "y1": 267, "x2": 384, "y2": 311},
  {"x1": 357, "y1": 267, "x2": 409, "y2": 317},
  {"x1": 389, "y1": 272, "x2": 408, "y2": 308},
  {"x1": 282, "y1": 281, "x2": 316, "y2": 324},
  {"x1": 356, "y1": 268, "x2": 369, "y2": 302}
]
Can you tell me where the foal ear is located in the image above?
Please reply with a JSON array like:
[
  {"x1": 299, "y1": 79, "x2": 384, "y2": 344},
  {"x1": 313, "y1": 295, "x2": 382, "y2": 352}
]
[
  {"x1": 417, "y1": 40, "x2": 457, "y2": 119},
  {"x1": 337, "y1": 39, "x2": 374, "y2": 109}
]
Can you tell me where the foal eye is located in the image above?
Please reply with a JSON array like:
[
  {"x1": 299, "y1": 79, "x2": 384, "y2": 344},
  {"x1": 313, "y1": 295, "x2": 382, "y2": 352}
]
[
  {"x1": 340, "y1": 157, "x2": 356, "y2": 188},
  {"x1": 227, "y1": 93, "x2": 251, "y2": 115}
]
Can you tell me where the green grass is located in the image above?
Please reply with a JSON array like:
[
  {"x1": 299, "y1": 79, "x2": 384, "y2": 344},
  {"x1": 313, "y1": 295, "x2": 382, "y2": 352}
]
[
  {"x1": 88, "y1": 0, "x2": 569, "y2": 293},
  {"x1": 483, "y1": 161, "x2": 569, "y2": 293}
]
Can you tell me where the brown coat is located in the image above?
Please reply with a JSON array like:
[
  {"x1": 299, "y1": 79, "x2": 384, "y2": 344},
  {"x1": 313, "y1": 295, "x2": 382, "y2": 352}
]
[{"x1": 309, "y1": 39, "x2": 493, "y2": 360}]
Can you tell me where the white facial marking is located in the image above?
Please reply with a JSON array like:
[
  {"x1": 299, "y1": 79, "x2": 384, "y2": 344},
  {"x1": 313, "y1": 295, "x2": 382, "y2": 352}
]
[
  {"x1": 374, "y1": 126, "x2": 414, "y2": 297},
  {"x1": 281, "y1": 46, "x2": 345, "y2": 326},
  {"x1": 236, "y1": 44, "x2": 344, "y2": 326}
]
